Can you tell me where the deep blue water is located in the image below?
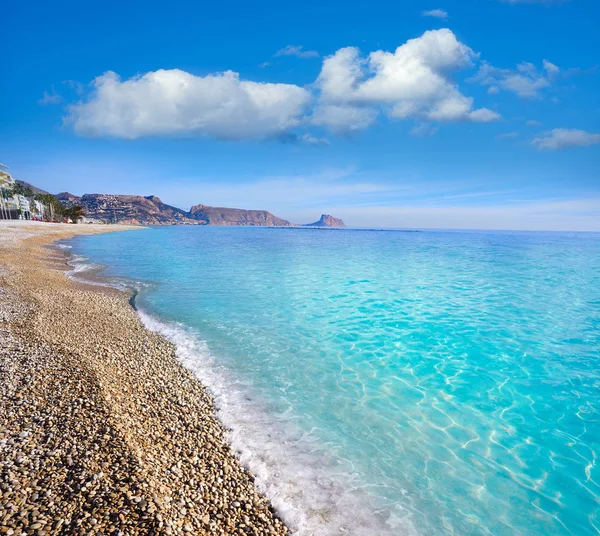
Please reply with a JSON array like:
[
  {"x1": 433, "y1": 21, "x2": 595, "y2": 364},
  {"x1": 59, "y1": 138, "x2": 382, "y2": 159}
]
[{"x1": 69, "y1": 227, "x2": 600, "y2": 536}]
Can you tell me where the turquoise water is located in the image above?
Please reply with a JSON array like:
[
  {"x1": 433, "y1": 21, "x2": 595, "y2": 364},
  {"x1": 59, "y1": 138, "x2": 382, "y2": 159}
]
[{"x1": 70, "y1": 227, "x2": 600, "y2": 535}]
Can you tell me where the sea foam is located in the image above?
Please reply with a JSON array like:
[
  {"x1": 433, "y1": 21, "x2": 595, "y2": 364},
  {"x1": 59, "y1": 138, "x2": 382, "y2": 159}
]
[{"x1": 136, "y1": 308, "x2": 417, "y2": 536}]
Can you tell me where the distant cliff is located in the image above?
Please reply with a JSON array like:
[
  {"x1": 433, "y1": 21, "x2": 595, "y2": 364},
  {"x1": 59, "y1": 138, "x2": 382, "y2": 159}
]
[
  {"x1": 189, "y1": 204, "x2": 291, "y2": 226},
  {"x1": 304, "y1": 214, "x2": 346, "y2": 228},
  {"x1": 55, "y1": 191, "x2": 344, "y2": 227}
]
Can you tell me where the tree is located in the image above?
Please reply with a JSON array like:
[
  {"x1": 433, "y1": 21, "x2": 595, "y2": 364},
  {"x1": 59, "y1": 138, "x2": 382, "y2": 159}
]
[
  {"x1": 64, "y1": 205, "x2": 85, "y2": 224},
  {"x1": 33, "y1": 193, "x2": 64, "y2": 222},
  {"x1": 7, "y1": 183, "x2": 35, "y2": 198}
]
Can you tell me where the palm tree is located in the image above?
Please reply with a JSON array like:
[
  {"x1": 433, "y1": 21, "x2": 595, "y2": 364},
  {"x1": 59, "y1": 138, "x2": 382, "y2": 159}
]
[{"x1": 64, "y1": 205, "x2": 85, "y2": 224}]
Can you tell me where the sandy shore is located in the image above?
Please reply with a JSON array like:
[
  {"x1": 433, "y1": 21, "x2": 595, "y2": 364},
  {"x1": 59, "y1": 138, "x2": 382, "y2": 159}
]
[{"x1": 0, "y1": 221, "x2": 288, "y2": 536}]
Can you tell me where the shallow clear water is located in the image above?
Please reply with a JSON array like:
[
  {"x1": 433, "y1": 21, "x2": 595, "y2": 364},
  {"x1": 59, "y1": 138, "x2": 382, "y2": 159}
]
[{"x1": 70, "y1": 227, "x2": 600, "y2": 536}]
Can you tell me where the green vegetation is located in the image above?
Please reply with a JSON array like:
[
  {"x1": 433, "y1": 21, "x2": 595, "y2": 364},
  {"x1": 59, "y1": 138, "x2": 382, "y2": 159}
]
[
  {"x1": 63, "y1": 205, "x2": 85, "y2": 224},
  {"x1": 3, "y1": 187, "x2": 85, "y2": 222}
]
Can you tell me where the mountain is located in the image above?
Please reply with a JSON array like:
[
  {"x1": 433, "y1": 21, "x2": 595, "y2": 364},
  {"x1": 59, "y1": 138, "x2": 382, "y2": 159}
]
[
  {"x1": 189, "y1": 204, "x2": 291, "y2": 226},
  {"x1": 304, "y1": 214, "x2": 346, "y2": 228},
  {"x1": 54, "y1": 190, "x2": 343, "y2": 227},
  {"x1": 56, "y1": 193, "x2": 198, "y2": 225},
  {"x1": 16, "y1": 180, "x2": 50, "y2": 195}
]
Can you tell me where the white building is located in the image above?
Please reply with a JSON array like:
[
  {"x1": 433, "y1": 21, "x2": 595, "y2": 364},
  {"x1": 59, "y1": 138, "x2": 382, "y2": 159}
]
[{"x1": 0, "y1": 165, "x2": 20, "y2": 220}]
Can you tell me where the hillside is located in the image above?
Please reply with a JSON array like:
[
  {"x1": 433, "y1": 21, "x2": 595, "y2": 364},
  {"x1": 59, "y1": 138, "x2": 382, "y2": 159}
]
[
  {"x1": 16, "y1": 180, "x2": 50, "y2": 196},
  {"x1": 56, "y1": 193, "x2": 198, "y2": 225}
]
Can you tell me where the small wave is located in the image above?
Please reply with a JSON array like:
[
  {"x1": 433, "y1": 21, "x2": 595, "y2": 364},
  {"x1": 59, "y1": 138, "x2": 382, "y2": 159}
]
[
  {"x1": 64, "y1": 251, "x2": 153, "y2": 296},
  {"x1": 136, "y1": 308, "x2": 418, "y2": 536}
]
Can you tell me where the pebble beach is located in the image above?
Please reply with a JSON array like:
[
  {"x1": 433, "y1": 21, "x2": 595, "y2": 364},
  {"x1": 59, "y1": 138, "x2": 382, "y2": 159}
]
[{"x1": 0, "y1": 221, "x2": 289, "y2": 536}]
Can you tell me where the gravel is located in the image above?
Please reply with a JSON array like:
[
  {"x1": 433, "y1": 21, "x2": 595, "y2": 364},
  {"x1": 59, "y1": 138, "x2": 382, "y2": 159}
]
[{"x1": 0, "y1": 222, "x2": 289, "y2": 536}]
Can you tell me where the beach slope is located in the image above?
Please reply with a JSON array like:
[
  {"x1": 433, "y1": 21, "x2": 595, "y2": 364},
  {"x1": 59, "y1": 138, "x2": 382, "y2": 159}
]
[{"x1": 0, "y1": 222, "x2": 288, "y2": 536}]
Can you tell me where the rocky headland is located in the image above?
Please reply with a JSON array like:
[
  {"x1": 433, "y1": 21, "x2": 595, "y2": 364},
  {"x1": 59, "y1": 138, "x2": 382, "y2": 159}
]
[{"x1": 303, "y1": 214, "x2": 346, "y2": 228}]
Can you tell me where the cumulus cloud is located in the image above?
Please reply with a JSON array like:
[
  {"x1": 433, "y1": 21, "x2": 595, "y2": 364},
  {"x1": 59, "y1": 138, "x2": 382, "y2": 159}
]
[
  {"x1": 470, "y1": 60, "x2": 556, "y2": 98},
  {"x1": 275, "y1": 45, "x2": 319, "y2": 59},
  {"x1": 313, "y1": 29, "x2": 499, "y2": 131},
  {"x1": 66, "y1": 69, "x2": 311, "y2": 140},
  {"x1": 422, "y1": 9, "x2": 448, "y2": 19},
  {"x1": 310, "y1": 104, "x2": 378, "y2": 133},
  {"x1": 532, "y1": 128, "x2": 600, "y2": 150},
  {"x1": 66, "y1": 30, "x2": 501, "y2": 141}
]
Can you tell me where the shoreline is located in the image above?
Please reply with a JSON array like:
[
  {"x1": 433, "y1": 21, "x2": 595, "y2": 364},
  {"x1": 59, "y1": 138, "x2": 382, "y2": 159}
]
[{"x1": 0, "y1": 221, "x2": 289, "y2": 535}]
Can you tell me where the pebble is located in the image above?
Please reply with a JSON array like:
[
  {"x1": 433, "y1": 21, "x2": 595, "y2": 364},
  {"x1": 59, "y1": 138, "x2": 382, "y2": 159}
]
[{"x1": 0, "y1": 225, "x2": 290, "y2": 536}]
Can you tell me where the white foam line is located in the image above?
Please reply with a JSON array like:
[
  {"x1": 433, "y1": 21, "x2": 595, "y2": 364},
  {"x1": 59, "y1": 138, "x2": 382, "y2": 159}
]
[
  {"x1": 60, "y1": 239, "x2": 419, "y2": 535},
  {"x1": 136, "y1": 308, "x2": 419, "y2": 536}
]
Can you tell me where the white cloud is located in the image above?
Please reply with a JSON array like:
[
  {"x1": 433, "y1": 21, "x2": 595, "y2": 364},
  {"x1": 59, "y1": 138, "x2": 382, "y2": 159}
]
[
  {"x1": 299, "y1": 133, "x2": 331, "y2": 146},
  {"x1": 275, "y1": 45, "x2": 319, "y2": 59},
  {"x1": 526, "y1": 119, "x2": 541, "y2": 126},
  {"x1": 64, "y1": 80, "x2": 84, "y2": 95},
  {"x1": 422, "y1": 9, "x2": 448, "y2": 19},
  {"x1": 66, "y1": 69, "x2": 311, "y2": 140},
  {"x1": 335, "y1": 199, "x2": 600, "y2": 231},
  {"x1": 410, "y1": 123, "x2": 439, "y2": 137},
  {"x1": 543, "y1": 59, "x2": 559, "y2": 75},
  {"x1": 39, "y1": 90, "x2": 61, "y2": 105},
  {"x1": 161, "y1": 168, "x2": 391, "y2": 214},
  {"x1": 313, "y1": 29, "x2": 499, "y2": 131},
  {"x1": 67, "y1": 30, "x2": 501, "y2": 141},
  {"x1": 532, "y1": 128, "x2": 600, "y2": 150},
  {"x1": 470, "y1": 61, "x2": 553, "y2": 98},
  {"x1": 311, "y1": 104, "x2": 378, "y2": 133}
]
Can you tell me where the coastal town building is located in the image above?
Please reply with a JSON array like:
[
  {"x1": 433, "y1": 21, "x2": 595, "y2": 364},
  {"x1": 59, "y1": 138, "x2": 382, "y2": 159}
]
[
  {"x1": 0, "y1": 163, "x2": 21, "y2": 220},
  {"x1": 1, "y1": 163, "x2": 47, "y2": 220}
]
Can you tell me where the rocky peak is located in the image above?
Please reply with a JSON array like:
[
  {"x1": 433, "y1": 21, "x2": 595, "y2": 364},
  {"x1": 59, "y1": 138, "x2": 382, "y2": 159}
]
[{"x1": 304, "y1": 214, "x2": 346, "y2": 227}]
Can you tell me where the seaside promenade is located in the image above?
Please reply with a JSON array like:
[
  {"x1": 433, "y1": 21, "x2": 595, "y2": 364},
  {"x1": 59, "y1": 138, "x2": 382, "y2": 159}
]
[{"x1": 0, "y1": 221, "x2": 288, "y2": 536}]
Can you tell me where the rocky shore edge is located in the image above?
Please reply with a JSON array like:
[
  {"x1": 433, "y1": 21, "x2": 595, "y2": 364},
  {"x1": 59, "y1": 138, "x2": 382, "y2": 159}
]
[{"x1": 0, "y1": 222, "x2": 289, "y2": 536}]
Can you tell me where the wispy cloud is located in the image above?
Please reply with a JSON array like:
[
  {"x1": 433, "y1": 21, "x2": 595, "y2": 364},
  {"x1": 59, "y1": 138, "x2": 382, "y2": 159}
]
[
  {"x1": 299, "y1": 133, "x2": 331, "y2": 146},
  {"x1": 333, "y1": 198, "x2": 600, "y2": 231},
  {"x1": 274, "y1": 45, "x2": 319, "y2": 59},
  {"x1": 533, "y1": 128, "x2": 600, "y2": 150},
  {"x1": 422, "y1": 9, "x2": 448, "y2": 19},
  {"x1": 410, "y1": 123, "x2": 439, "y2": 137},
  {"x1": 543, "y1": 59, "x2": 559, "y2": 75},
  {"x1": 470, "y1": 60, "x2": 558, "y2": 98},
  {"x1": 38, "y1": 89, "x2": 61, "y2": 105},
  {"x1": 63, "y1": 80, "x2": 84, "y2": 95}
]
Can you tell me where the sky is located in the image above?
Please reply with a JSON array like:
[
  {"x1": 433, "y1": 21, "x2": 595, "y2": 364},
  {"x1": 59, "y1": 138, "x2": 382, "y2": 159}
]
[{"x1": 2, "y1": 0, "x2": 599, "y2": 230}]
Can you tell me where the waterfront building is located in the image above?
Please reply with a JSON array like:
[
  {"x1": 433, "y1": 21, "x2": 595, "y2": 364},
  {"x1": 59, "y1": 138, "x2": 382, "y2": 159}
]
[{"x1": 0, "y1": 164, "x2": 20, "y2": 220}]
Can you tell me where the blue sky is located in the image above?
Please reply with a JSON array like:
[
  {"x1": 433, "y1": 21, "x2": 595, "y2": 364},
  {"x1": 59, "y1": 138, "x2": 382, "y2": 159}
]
[{"x1": 2, "y1": 0, "x2": 599, "y2": 230}]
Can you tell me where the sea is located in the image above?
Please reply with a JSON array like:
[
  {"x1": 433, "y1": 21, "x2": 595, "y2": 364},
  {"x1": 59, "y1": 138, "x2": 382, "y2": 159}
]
[{"x1": 66, "y1": 226, "x2": 600, "y2": 536}]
